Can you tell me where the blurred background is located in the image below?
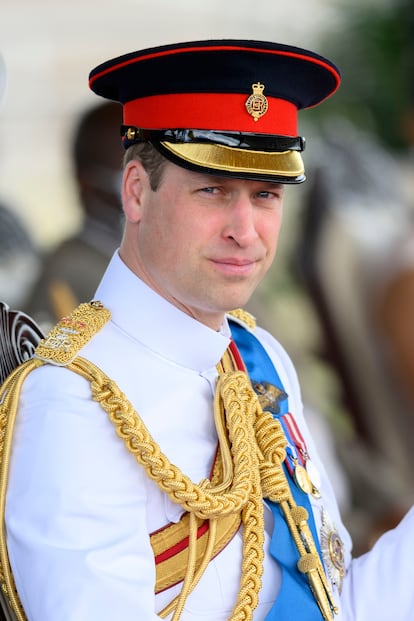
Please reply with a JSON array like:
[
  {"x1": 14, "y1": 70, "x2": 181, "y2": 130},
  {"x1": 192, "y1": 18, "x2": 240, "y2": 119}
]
[{"x1": 1, "y1": 0, "x2": 414, "y2": 555}]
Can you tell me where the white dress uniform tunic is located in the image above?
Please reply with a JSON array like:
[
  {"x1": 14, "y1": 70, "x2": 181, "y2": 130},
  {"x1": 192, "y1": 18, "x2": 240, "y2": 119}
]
[{"x1": 5, "y1": 251, "x2": 414, "y2": 620}]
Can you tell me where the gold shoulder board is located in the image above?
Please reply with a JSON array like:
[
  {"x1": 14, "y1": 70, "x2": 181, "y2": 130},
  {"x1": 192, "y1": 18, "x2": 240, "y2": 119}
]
[
  {"x1": 227, "y1": 308, "x2": 256, "y2": 330},
  {"x1": 35, "y1": 300, "x2": 111, "y2": 366}
]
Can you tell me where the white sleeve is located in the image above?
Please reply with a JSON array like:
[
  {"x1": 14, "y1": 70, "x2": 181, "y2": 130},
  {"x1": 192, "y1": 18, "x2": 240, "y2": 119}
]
[
  {"x1": 340, "y1": 506, "x2": 414, "y2": 621},
  {"x1": 255, "y1": 326, "x2": 414, "y2": 621},
  {"x1": 5, "y1": 364, "x2": 161, "y2": 621}
]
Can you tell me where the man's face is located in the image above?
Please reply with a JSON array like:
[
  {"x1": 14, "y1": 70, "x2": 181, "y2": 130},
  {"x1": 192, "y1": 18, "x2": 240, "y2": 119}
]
[{"x1": 121, "y1": 159, "x2": 284, "y2": 329}]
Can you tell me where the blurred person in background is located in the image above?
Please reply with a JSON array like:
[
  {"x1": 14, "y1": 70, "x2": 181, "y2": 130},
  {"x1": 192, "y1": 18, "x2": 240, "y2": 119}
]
[{"x1": 24, "y1": 100, "x2": 124, "y2": 330}]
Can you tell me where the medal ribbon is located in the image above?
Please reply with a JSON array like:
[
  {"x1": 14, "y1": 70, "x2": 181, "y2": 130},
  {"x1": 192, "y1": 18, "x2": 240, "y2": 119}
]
[
  {"x1": 284, "y1": 412, "x2": 307, "y2": 465},
  {"x1": 278, "y1": 413, "x2": 306, "y2": 478}
]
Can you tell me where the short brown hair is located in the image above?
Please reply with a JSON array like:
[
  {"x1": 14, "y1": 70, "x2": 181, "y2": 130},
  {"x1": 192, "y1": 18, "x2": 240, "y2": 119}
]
[{"x1": 123, "y1": 143, "x2": 167, "y2": 191}]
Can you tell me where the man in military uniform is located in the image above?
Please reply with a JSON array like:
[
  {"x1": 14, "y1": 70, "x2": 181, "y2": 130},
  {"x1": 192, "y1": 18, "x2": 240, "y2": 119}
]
[{"x1": 2, "y1": 39, "x2": 414, "y2": 621}]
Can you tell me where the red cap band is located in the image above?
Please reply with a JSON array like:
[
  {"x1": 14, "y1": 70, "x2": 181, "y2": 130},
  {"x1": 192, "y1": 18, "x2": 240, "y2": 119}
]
[{"x1": 123, "y1": 93, "x2": 298, "y2": 135}]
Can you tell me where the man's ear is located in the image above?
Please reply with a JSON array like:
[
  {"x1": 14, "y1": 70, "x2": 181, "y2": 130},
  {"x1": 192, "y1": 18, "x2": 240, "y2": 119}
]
[{"x1": 122, "y1": 159, "x2": 148, "y2": 223}]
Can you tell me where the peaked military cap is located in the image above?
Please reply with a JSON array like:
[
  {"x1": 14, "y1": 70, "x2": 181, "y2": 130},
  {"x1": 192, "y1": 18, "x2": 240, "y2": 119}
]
[{"x1": 89, "y1": 39, "x2": 340, "y2": 183}]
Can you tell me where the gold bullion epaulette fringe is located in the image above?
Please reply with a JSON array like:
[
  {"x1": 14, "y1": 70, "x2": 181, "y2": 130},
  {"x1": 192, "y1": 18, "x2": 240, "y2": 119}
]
[
  {"x1": 228, "y1": 308, "x2": 256, "y2": 330},
  {"x1": 34, "y1": 300, "x2": 111, "y2": 366}
]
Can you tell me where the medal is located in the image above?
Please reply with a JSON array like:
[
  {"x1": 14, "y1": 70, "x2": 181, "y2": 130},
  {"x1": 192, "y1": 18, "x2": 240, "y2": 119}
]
[
  {"x1": 305, "y1": 458, "x2": 322, "y2": 498},
  {"x1": 320, "y1": 508, "x2": 346, "y2": 594},
  {"x1": 293, "y1": 459, "x2": 322, "y2": 498},
  {"x1": 252, "y1": 380, "x2": 288, "y2": 415},
  {"x1": 283, "y1": 409, "x2": 322, "y2": 498},
  {"x1": 293, "y1": 460, "x2": 314, "y2": 495}
]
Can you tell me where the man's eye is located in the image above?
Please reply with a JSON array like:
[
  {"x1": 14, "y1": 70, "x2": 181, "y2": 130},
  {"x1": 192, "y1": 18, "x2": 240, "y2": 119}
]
[
  {"x1": 257, "y1": 190, "x2": 283, "y2": 200},
  {"x1": 200, "y1": 187, "x2": 217, "y2": 194}
]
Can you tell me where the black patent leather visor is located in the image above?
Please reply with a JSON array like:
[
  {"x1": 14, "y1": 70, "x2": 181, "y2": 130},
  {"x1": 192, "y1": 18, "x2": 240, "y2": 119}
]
[
  {"x1": 120, "y1": 126, "x2": 306, "y2": 183},
  {"x1": 121, "y1": 126, "x2": 305, "y2": 152}
]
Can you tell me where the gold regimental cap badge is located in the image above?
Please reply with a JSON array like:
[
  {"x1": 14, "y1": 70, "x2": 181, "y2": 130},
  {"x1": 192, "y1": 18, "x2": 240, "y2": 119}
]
[
  {"x1": 126, "y1": 127, "x2": 138, "y2": 141},
  {"x1": 245, "y1": 82, "x2": 268, "y2": 121}
]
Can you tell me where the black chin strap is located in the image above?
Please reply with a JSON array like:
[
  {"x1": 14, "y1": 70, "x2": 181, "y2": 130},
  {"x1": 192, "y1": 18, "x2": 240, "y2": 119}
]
[{"x1": 120, "y1": 126, "x2": 305, "y2": 152}]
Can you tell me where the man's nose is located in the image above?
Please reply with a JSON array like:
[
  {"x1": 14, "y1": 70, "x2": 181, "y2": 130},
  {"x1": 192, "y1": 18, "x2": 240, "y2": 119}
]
[{"x1": 222, "y1": 196, "x2": 258, "y2": 246}]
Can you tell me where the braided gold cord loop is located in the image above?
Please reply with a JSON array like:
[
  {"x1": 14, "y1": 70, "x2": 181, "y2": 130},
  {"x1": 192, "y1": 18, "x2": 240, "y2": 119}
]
[
  {"x1": 230, "y1": 479, "x2": 264, "y2": 621},
  {"x1": 0, "y1": 359, "x2": 44, "y2": 621},
  {"x1": 74, "y1": 357, "x2": 268, "y2": 621},
  {"x1": 169, "y1": 511, "x2": 199, "y2": 621},
  {"x1": 254, "y1": 410, "x2": 286, "y2": 465},
  {"x1": 158, "y1": 517, "x2": 220, "y2": 620},
  {"x1": 0, "y1": 322, "x2": 338, "y2": 621},
  {"x1": 219, "y1": 373, "x2": 265, "y2": 621},
  {"x1": 71, "y1": 355, "x2": 338, "y2": 621},
  {"x1": 78, "y1": 363, "x2": 254, "y2": 519}
]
